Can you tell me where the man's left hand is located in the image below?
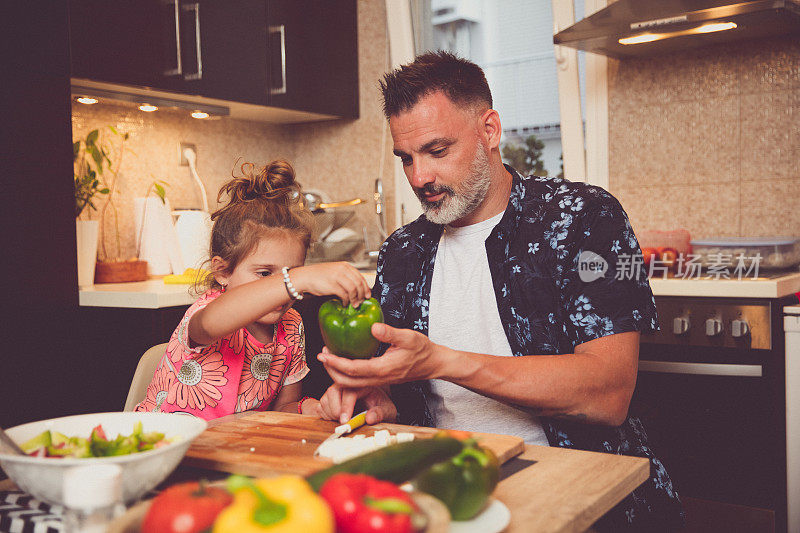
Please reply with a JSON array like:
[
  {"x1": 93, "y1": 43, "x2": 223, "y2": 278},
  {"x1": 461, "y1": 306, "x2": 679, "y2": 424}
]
[{"x1": 319, "y1": 322, "x2": 444, "y2": 387}]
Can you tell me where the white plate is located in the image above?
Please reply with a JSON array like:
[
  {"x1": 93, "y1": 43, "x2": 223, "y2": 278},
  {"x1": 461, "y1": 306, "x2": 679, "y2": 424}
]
[{"x1": 449, "y1": 498, "x2": 511, "y2": 533}]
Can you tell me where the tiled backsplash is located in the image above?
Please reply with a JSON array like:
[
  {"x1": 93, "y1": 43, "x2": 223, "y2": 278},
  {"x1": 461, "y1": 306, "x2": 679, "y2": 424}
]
[
  {"x1": 72, "y1": 0, "x2": 393, "y2": 264},
  {"x1": 608, "y1": 36, "x2": 800, "y2": 240}
]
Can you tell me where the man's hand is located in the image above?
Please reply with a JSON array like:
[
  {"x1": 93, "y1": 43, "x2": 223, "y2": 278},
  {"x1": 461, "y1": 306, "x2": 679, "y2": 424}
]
[
  {"x1": 317, "y1": 384, "x2": 398, "y2": 425},
  {"x1": 319, "y1": 323, "x2": 445, "y2": 388}
]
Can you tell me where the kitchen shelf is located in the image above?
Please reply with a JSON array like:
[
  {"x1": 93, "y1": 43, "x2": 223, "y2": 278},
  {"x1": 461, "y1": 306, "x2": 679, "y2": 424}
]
[{"x1": 648, "y1": 272, "x2": 800, "y2": 299}]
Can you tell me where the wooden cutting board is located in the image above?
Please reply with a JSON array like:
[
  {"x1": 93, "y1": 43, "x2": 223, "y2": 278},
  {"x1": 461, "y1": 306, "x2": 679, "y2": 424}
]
[{"x1": 183, "y1": 411, "x2": 524, "y2": 478}]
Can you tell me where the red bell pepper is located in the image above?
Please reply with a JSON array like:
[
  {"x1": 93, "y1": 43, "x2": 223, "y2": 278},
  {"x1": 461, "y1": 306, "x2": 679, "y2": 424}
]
[{"x1": 319, "y1": 473, "x2": 418, "y2": 533}]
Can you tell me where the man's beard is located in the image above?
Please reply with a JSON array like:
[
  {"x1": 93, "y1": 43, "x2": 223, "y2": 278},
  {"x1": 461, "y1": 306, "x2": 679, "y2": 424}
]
[{"x1": 415, "y1": 145, "x2": 491, "y2": 225}]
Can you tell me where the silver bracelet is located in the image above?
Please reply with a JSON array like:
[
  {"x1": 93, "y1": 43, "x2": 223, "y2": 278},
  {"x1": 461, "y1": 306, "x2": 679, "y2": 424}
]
[{"x1": 281, "y1": 266, "x2": 303, "y2": 300}]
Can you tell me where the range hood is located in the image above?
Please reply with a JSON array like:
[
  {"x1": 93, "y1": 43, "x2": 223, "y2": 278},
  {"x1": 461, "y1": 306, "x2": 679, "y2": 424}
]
[{"x1": 553, "y1": 0, "x2": 800, "y2": 58}]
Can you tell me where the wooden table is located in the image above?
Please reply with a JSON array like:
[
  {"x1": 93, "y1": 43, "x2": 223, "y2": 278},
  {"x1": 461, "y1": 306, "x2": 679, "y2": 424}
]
[
  {"x1": 183, "y1": 412, "x2": 650, "y2": 533},
  {"x1": 0, "y1": 413, "x2": 649, "y2": 533},
  {"x1": 495, "y1": 444, "x2": 649, "y2": 532}
]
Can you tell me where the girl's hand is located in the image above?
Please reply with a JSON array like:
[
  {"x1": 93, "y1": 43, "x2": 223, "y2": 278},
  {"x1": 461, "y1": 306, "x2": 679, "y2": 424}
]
[
  {"x1": 317, "y1": 384, "x2": 397, "y2": 425},
  {"x1": 289, "y1": 262, "x2": 371, "y2": 307},
  {"x1": 298, "y1": 397, "x2": 324, "y2": 417}
]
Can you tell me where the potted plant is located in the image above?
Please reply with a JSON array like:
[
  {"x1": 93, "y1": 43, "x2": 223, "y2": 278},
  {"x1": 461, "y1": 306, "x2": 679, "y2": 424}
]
[
  {"x1": 74, "y1": 126, "x2": 149, "y2": 284},
  {"x1": 74, "y1": 128, "x2": 111, "y2": 287}
]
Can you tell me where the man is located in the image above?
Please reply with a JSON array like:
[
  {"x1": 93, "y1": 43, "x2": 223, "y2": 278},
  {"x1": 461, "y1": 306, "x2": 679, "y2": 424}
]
[{"x1": 317, "y1": 51, "x2": 683, "y2": 530}]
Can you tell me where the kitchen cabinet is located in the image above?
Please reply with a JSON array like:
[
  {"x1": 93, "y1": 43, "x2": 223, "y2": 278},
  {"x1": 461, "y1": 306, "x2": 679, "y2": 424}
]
[
  {"x1": 69, "y1": 1, "x2": 183, "y2": 91},
  {"x1": 69, "y1": 0, "x2": 358, "y2": 118},
  {"x1": 266, "y1": 0, "x2": 358, "y2": 117},
  {"x1": 73, "y1": 305, "x2": 190, "y2": 414}
]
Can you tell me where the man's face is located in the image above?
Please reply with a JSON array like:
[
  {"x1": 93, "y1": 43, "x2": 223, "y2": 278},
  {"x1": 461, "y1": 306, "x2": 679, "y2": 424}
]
[{"x1": 389, "y1": 92, "x2": 492, "y2": 226}]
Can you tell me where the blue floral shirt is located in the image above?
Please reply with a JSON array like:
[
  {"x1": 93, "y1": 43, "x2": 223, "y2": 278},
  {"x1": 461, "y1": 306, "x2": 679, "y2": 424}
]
[{"x1": 374, "y1": 166, "x2": 684, "y2": 529}]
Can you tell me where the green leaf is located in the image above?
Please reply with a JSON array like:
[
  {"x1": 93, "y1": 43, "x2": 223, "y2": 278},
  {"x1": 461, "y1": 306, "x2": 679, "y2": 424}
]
[
  {"x1": 89, "y1": 145, "x2": 103, "y2": 169},
  {"x1": 86, "y1": 129, "x2": 99, "y2": 145},
  {"x1": 154, "y1": 183, "x2": 166, "y2": 203},
  {"x1": 108, "y1": 125, "x2": 118, "y2": 135},
  {"x1": 73, "y1": 141, "x2": 80, "y2": 161},
  {"x1": 99, "y1": 188, "x2": 110, "y2": 194}
]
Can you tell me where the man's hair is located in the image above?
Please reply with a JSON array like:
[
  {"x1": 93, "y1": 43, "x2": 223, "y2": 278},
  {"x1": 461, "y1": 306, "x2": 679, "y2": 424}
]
[{"x1": 380, "y1": 50, "x2": 492, "y2": 118}]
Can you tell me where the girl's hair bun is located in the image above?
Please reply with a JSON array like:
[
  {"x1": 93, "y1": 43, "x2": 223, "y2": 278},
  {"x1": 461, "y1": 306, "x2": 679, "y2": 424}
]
[
  {"x1": 217, "y1": 159, "x2": 301, "y2": 206},
  {"x1": 203, "y1": 158, "x2": 313, "y2": 293}
]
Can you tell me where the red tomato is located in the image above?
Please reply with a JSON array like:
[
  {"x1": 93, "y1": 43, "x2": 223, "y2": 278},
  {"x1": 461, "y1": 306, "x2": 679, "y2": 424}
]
[
  {"x1": 641, "y1": 247, "x2": 659, "y2": 267},
  {"x1": 142, "y1": 481, "x2": 232, "y2": 533},
  {"x1": 657, "y1": 247, "x2": 680, "y2": 271},
  {"x1": 91, "y1": 424, "x2": 107, "y2": 441}
]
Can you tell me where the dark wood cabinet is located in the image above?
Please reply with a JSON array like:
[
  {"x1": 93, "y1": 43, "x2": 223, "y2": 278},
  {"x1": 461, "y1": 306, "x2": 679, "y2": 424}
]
[
  {"x1": 69, "y1": 0, "x2": 359, "y2": 118},
  {"x1": 69, "y1": 0, "x2": 185, "y2": 91},
  {"x1": 267, "y1": 0, "x2": 359, "y2": 117},
  {"x1": 179, "y1": 0, "x2": 270, "y2": 105},
  {"x1": 72, "y1": 306, "x2": 189, "y2": 415}
]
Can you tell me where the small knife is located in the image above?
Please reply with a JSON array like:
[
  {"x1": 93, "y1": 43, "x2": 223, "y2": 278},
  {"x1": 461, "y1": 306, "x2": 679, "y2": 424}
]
[{"x1": 313, "y1": 411, "x2": 368, "y2": 456}]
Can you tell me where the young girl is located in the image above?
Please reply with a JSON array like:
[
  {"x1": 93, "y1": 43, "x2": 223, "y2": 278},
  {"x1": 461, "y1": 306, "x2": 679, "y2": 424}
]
[{"x1": 134, "y1": 160, "x2": 370, "y2": 419}]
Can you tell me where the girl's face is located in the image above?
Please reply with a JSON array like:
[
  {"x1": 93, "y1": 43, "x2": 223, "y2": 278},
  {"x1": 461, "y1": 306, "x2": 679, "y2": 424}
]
[{"x1": 214, "y1": 231, "x2": 307, "y2": 325}]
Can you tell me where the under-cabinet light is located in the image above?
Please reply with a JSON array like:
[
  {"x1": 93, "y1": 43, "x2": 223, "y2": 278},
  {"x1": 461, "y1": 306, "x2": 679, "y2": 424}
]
[
  {"x1": 619, "y1": 33, "x2": 662, "y2": 45},
  {"x1": 76, "y1": 97, "x2": 98, "y2": 105},
  {"x1": 191, "y1": 111, "x2": 210, "y2": 119},
  {"x1": 70, "y1": 84, "x2": 230, "y2": 117},
  {"x1": 620, "y1": 21, "x2": 737, "y2": 45},
  {"x1": 694, "y1": 21, "x2": 737, "y2": 34},
  {"x1": 138, "y1": 104, "x2": 158, "y2": 112}
]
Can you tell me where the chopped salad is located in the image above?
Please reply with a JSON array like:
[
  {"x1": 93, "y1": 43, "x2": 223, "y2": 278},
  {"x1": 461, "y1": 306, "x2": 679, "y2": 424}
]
[{"x1": 19, "y1": 421, "x2": 177, "y2": 458}]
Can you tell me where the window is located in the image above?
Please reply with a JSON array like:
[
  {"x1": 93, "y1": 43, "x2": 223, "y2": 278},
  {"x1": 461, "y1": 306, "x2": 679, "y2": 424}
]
[{"x1": 412, "y1": 0, "x2": 588, "y2": 179}]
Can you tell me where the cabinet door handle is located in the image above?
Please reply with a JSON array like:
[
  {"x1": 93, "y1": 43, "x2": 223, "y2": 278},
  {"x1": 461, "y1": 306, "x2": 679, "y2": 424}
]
[
  {"x1": 182, "y1": 2, "x2": 202, "y2": 81},
  {"x1": 269, "y1": 24, "x2": 287, "y2": 95},
  {"x1": 163, "y1": 0, "x2": 182, "y2": 76},
  {"x1": 639, "y1": 360, "x2": 763, "y2": 377}
]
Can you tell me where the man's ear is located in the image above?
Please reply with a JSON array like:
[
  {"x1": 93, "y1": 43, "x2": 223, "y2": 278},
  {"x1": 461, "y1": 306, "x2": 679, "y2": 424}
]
[
  {"x1": 210, "y1": 256, "x2": 230, "y2": 287},
  {"x1": 480, "y1": 108, "x2": 502, "y2": 150}
]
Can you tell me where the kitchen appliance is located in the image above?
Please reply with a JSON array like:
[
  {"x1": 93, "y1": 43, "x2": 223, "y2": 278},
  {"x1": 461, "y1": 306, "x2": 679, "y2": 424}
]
[
  {"x1": 135, "y1": 196, "x2": 183, "y2": 276},
  {"x1": 635, "y1": 290, "x2": 799, "y2": 531},
  {"x1": 172, "y1": 148, "x2": 212, "y2": 272},
  {"x1": 173, "y1": 209, "x2": 212, "y2": 271},
  {"x1": 784, "y1": 306, "x2": 800, "y2": 532},
  {"x1": 554, "y1": 0, "x2": 800, "y2": 58}
]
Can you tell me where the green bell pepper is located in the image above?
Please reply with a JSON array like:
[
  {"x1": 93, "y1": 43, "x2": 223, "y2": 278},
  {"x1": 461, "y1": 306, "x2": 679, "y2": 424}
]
[
  {"x1": 318, "y1": 298, "x2": 384, "y2": 359},
  {"x1": 412, "y1": 438, "x2": 500, "y2": 521}
]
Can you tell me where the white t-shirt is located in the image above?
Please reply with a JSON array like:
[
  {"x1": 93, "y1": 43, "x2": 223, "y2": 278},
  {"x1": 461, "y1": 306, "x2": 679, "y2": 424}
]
[{"x1": 427, "y1": 212, "x2": 549, "y2": 445}]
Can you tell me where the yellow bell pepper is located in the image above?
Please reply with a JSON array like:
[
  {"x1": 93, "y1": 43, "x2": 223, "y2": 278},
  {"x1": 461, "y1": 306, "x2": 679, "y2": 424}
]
[{"x1": 213, "y1": 475, "x2": 333, "y2": 533}]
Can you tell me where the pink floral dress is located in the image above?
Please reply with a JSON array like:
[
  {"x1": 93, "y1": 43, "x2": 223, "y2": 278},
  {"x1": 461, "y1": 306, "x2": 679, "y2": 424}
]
[{"x1": 134, "y1": 290, "x2": 309, "y2": 420}]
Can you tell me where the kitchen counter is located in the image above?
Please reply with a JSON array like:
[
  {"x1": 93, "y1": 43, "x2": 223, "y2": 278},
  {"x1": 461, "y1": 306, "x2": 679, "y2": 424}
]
[
  {"x1": 649, "y1": 271, "x2": 800, "y2": 298},
  {"x1": 79, "y1": 279, "x2": 199, "y2": 309},
  {"x1": 79, "y1": 270, "x2": 378, "y2": 309},
  {"x1": 81, "y1": 270, "x2": 800, "y2": 309}
]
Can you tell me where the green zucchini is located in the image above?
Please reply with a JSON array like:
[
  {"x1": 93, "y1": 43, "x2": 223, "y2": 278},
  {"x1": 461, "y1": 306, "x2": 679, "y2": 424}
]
[{"x1": 306, "y1": 434, "x2": 464, "y2": 491}]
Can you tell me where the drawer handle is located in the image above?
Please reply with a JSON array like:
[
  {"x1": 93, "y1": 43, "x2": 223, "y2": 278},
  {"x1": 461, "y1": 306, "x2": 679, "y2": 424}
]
[
  {"x1": 639, "y1": 360, "x2": 763, "y2": 377},
  {"x1": 269, "y1": 24, "x2": 287, "y2": 95},
  {"x1": 163, "y1": 0, "x2": 182, "y2": 76},
  {"x1": 182, "y1": 3, "x2": 202, "y2": 81}
]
